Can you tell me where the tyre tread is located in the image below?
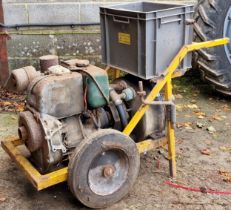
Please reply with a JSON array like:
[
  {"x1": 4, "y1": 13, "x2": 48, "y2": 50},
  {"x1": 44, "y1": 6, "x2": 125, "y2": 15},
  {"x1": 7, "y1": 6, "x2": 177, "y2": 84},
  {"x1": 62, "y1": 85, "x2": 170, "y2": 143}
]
[{"x1": 193, "y1": 0, "x2": 231, "y2": 95}]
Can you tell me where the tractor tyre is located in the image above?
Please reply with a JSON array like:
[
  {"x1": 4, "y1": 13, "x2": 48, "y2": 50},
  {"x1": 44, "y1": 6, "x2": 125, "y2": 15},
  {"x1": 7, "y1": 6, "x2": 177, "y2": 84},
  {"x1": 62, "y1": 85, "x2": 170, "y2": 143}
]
[{"x1": 193, "y1": 0, "x2": 231, "y2": 95}]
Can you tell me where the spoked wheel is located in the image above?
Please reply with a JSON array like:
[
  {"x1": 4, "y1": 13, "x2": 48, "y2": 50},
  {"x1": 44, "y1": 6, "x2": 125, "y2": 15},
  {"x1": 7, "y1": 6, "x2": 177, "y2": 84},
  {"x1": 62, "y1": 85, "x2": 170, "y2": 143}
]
[{"x1": 68, "y1": 129, "x2": 140, "y2": 209}]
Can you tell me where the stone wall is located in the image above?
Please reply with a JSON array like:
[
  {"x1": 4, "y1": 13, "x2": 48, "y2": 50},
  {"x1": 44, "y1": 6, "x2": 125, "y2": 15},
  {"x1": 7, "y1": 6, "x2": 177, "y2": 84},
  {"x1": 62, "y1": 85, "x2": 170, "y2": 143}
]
[{"x1": 2, "y1": 0, "x2": 197, "y2": 70}]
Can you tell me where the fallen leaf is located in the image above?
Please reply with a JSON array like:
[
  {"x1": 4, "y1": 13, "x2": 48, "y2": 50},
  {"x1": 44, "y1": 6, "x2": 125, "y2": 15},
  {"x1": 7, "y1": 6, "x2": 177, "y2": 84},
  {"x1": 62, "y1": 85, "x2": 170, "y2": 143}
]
[
  {"x1": 198, "y1": 115, "x2": 205, "y2": 119},
  {"x1": 0, "y1": 197, "x2": 6, "y2": 202},
  {"x1": 187, "y1": 104, "x2": 198, "y2": 109},
  {"x1": 176, "y1": 122, "x2": 193, "y2": 129},
  {"x1": 223, "y1": 104, "x2": 231, "y2": 112},
  {"x1": 194, "y1": 112, "x2": 206, "y2": 119},
  {"x1": 212, "y1": 115, "x2": 223, "y2": 121},
  {"x1": 218, "y1": 170, "x2": 231, "y2": 182},
  {"x1": 205, "y1": 140, "x2": 212, "y2": 145},
  {"x1": 175, "y1": 94, "x2": 183, "y2": 99},
  {"x1": 184, "y1": 122, "x2": 193, "y2": 129},
  {"x1": 2, "y1": 101, "x2": 11, "y2": 106},
  {"x1": 185, "y1": 125, "x2": 193, "y2": 130},
  {"x1": 219, "y1": 170, "x2": 229, "y2": 177},
  {"x1": 207, "y1": 126, "x2": 216, "y2": 134},
  {"x1": 219, "y1": 146, "x2": 231, "y2": 151},
  {"x1": 190, "y1": 99, "x2": 197, "y2": 104},
  {"x1": 223, "y1": 177, "x2": 231, "y2": 183},
  {"x1": 200, "y1": 149, "x2": 211, "y2": 156},
  {"x1": 176, "y1": 123, "x2": 184, "y2": 128},
  {"x1": 194, "y1": 111, "x2": 206, "y2": 116}
]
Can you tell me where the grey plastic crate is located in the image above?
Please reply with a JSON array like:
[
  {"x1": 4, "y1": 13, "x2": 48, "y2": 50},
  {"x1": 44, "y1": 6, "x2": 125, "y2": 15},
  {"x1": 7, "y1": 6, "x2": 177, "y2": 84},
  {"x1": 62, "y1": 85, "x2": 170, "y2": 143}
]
[{"x1": 100, "y1": 2, "x2": 194, "y2": 80}]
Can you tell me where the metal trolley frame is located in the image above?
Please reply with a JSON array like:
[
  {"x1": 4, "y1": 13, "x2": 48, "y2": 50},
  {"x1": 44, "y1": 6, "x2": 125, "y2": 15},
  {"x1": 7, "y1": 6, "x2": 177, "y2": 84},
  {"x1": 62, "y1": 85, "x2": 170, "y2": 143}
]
[{"x1": 1, "y1": 38, "x2": 229, "y2": 191}]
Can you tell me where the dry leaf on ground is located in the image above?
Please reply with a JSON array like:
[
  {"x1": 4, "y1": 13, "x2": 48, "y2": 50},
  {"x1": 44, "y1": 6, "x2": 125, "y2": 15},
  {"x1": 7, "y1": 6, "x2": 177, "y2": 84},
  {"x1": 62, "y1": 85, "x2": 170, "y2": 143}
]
[
  {"x1": 0, "y1": 87, "x2": 25, "y2": 112},
  {"x1": 200, "y1": 149, "x2": 211, "y2": 156},
  {"x1": 0, "y1": 197, "x2": 6, "y2": 202},
  {"x1": 175, "y1": 94, "x2": 183, "y2": 99},
  {"x1": 222, "y1": 104, "x2": 231, "y2": 112},
  {"x1": 223, "y1": 177, "x2": 231, "y2": 182},
  {"x1": 187, "y1": 104, "x2": 198, "y2": 109},
  {"x1": 194, "y1": 111, "x2": 206, "y2": 115},
  {"x1": 190, "y1": 99, "x2": 197, "y2": 104},
  {"x1": 176, "y1": 104, "x2": 184, "y2": 111},
  {"x1": 219, "y1": 170, "x2": 230, "y2": 177},
  {"x1": 219, "y1": 146, "x2": 231, "y2": 151},
  {"x1": 218, "y1": 170, "x2": 231, "y2": 183},
  {"x1": 198, "y1": 115, "x2": 205, "y2": 119},
  {"x1": 209, "y1": 115, "x2": 223, "y2": 122},
  {"x1": 205, "y1": 140, "x2": 212, "y2": 145},
  {"x1": 176, "y1": 122, "x2": 193, "y2": 130},
  {"x1": 193, "y1": 111, "x2": 206, "y2": 119}
]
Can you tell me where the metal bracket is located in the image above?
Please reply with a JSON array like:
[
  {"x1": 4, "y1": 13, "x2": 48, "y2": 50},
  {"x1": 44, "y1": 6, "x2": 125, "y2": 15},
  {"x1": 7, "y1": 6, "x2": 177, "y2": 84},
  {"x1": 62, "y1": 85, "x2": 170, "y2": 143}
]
[
  {"x1": 166, "y1": 103, "x2": 176, "y2": 128},
  {"x1": 138, "y1": 80, "x2": 176, "y2": 127},
  {"x1": 141, "y1": 98, "x2": 176, "y2": 128}
]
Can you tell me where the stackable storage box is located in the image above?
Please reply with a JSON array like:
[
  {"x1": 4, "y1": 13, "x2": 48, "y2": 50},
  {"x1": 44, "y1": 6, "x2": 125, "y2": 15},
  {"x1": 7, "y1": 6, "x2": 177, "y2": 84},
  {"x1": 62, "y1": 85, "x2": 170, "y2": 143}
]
[{"x1": 100, "y1": 2, "x2": 194, "y2": 79}]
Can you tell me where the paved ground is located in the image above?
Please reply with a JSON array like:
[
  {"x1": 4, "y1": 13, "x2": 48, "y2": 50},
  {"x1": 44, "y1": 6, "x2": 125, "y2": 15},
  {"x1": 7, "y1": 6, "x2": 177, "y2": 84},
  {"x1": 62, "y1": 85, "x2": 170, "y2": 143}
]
[{"x1": 1, "y1": 74, "x2": 231, "y2": 210}]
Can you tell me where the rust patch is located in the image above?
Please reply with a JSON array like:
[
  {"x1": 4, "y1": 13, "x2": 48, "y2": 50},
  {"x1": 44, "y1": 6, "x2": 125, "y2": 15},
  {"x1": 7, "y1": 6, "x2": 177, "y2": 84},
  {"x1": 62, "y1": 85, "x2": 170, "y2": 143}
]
[{"x1": 0, "y1": 0, "x2": 9, "y2": 85}]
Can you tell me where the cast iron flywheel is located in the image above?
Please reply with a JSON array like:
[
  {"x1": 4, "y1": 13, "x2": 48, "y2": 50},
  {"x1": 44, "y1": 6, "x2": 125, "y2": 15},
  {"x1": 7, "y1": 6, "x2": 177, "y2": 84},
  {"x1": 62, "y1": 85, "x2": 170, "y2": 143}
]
[{"x1": 68, "y1": 129, "x2": 140, "y2": 209}]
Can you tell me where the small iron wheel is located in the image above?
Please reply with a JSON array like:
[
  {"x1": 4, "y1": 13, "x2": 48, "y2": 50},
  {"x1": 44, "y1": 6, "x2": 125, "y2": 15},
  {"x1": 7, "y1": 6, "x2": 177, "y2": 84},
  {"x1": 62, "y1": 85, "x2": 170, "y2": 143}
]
[{"x1": 68, "y1": 129, "x2": 140, "y2": 209}]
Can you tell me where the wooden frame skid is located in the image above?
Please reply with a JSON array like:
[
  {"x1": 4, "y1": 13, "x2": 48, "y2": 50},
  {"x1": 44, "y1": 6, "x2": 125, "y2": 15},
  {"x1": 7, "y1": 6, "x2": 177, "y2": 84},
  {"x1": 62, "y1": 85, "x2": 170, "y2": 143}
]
[{"x1": 1, "y1": 38, "x2": 229, "y2": 191}]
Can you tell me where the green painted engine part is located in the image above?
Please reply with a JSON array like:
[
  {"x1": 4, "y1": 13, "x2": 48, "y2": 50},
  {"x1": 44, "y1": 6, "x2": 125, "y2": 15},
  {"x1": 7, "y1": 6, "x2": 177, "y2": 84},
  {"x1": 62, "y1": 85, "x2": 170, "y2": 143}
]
[{"x1": 84, "y1": 66, "x2": 109, "y2": 108}]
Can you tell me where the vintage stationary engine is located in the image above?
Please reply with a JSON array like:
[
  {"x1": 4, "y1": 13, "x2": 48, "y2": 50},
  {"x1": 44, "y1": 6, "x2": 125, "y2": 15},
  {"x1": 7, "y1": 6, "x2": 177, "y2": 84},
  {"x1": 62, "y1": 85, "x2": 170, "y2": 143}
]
[{"x1": 10, "y1": 59, "x2": 165, "y2": 174}]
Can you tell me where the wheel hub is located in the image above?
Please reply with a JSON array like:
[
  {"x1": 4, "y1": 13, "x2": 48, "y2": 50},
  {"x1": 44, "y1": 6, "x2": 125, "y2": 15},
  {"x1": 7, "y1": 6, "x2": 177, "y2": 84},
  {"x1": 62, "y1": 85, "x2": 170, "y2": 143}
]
[
  {"x1": 88, "y1": 150, "x2": 129, "y2": 196},
  {"x1": 103, "y1": 165, "x2": 115, "y2": 178},
  {"x1": 18, "y1": 126, "x2": 28, "y2": 141}
]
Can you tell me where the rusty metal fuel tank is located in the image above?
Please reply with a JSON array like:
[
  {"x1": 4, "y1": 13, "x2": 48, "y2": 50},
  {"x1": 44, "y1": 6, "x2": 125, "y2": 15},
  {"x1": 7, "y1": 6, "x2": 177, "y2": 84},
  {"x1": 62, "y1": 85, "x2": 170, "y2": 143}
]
[{"x1": 27, "y1": 72, "x2": 84, "y2": 118}]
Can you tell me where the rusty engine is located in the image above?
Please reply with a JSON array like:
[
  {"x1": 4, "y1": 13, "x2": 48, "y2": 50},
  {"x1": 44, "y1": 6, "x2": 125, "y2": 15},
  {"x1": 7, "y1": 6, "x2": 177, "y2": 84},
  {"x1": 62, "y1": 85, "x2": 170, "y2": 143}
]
[{"x1": 9, "y1": 57, "x2": 165, "y2": 173}]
